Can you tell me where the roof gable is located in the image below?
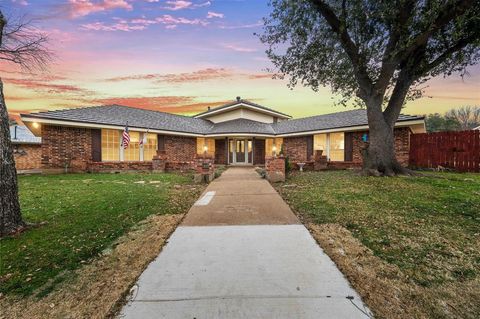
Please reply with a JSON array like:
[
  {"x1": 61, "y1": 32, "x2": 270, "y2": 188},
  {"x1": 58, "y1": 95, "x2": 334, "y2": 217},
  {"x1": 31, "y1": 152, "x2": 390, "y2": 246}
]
[{"x1": 194, "y1": 98, "x2": 291, "y2": 120}]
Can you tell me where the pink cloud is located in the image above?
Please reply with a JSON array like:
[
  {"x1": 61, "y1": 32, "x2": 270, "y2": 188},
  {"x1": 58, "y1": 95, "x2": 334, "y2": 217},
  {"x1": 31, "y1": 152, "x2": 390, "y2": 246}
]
[
  {"x1": 67, "y1": 0, "x2": 132, "y2": 19},
  {"x1": 223, "y1": 44, "x2": 257, "y2": 53},
  {"x1": 82, "y1": 14, "x2": 208, "y2": 31},
  {"x1": 105, "y1": 68, "x2": 233, "y2": 83},
  {"x1": 11, "y1": 0, "x2": 29, "y2": 6},
  {"x1": 5, "y1": 77, "x2": 89, "y2": 94},
  {"x1": 163, "y1": 0, "x2": 192, "y2": 10},
  {"x1": 155, "y1": 15, "x2": 209, "y2": 27},
  {"x1": 81, "y1": 21, "x2": 146, "y2": 31},
  {"x1": 163, "y1": 0, "x2": 210, "y2": 11},
  {"x1": 207, "y1": 11, "x2": 224, "y2": 19},
  {"x1": 219, "y1": 21, "x2": 263, "y2": 29}
]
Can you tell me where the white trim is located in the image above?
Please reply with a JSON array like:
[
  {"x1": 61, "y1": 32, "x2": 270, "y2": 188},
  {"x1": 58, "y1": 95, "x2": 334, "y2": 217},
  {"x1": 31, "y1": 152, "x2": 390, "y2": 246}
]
[
  {"x1": 206, "y1": 133, "x2": 274, "y2": 138},
  {"x1": 21, "y1": 117, "x2": 203, "y2": 137},
  {"x1": 194, "y1": 103, "x2": 291, "y2": 119},
  {"x1": 22, "y1": 116, "x2": 424, "y2": 138},
  {"x1": 276, "y1": 119, "x2": 425, "y2": 137}
]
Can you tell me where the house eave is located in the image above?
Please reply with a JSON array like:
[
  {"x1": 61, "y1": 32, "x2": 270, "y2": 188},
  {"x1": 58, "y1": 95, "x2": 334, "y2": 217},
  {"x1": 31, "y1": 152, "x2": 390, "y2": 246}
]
[
  {"x1": 276, "y1": 119, "x2": 426, "y2": 137},
  {"x1": 20, "y1": 116, "x2": 205, "y2": 137},
  {"x1": 194, "y1": 103, "x2": 291, "y2": 120}
]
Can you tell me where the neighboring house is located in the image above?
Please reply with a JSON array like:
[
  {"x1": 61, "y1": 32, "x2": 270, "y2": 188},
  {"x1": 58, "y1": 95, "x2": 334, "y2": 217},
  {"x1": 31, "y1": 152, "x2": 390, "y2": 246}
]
[
  {"x1": 20, "y1": 97, "x2": 425, "y2": 173},
  {"x1": 10, "y1": 125, "x2": 42, "y2": 171},
  {"x1": 474, "y1": 125, "x2": 480, "y2": 130}
]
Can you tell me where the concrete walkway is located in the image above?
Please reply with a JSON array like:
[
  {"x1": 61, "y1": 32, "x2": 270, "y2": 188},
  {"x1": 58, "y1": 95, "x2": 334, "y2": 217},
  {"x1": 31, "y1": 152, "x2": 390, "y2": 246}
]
[{"x1": 119, "y1": 168, "x2": 370, "y2": 319}]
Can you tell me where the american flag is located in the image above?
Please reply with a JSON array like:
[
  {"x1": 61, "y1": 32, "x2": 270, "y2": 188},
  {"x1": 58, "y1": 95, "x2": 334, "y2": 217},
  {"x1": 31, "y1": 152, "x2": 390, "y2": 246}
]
[
  {"x1": 122, "y1": 124, "x2": 130, "y2": 149},
  {"x1": 139, "y1": 131, "x2": 147, "y2": 146}
]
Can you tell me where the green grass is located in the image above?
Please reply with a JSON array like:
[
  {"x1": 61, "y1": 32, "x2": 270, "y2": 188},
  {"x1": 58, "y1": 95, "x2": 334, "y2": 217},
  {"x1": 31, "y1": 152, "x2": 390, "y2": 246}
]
[
  {"x1": 277, "y1": 171, "x2": 480, "y2": 287},
  {"x1": 0, "y1": 173, "x2": 198, "y2": 297}
]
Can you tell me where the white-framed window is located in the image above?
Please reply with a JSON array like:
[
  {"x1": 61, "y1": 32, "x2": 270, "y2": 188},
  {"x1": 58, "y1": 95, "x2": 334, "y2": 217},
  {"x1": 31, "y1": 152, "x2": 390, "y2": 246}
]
[
  {"x1": 101, "y1": 129, "x2": 120, "y2": 161},
  {"x1": 101, "y1": 129, "x2": 157, "y2": 162},
  {"x1": 313, "y1": 132, "x2": 345, "y2": 161}
]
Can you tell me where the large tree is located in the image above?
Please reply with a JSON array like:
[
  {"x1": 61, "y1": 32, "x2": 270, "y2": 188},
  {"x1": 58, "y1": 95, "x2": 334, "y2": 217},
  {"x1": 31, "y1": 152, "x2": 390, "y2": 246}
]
[
  {"x1": 260, "y1": 0, "x2": 480, "y2": 175},
  {"x1": 425, "y1": 113, "x2": 461, "y2": 132},
  {"x1": 446, "y1": 105, "x2": 480, "y2": 130},
  {"x1": 0, "y1": 11, "x2": 51, "y2": 236}
]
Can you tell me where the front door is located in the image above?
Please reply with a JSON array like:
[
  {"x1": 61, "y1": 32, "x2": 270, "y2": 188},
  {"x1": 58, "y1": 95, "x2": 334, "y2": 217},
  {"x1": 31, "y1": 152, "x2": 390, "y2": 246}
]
[{"x1": 229, "y1": 138, "x2": 253, "y2": 165}]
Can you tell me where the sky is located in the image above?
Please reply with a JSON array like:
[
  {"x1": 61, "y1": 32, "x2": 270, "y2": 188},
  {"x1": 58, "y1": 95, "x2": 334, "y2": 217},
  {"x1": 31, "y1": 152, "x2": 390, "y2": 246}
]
[{"x1": 1, "y1": 0, "x2": 479, "y2": 123}]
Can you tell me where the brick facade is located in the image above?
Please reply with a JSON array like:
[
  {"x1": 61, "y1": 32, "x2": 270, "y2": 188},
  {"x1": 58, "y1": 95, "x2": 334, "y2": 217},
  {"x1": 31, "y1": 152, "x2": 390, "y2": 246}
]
[
  {"x1": 164, "y1": 136, "x2": 196, "y2": 162},
  {"x1": 87, "y1": 161, "x2": 153, "y2": 173},
  {"x1": 283, "y1": 128, "x2": 411, "y2": 168},
  {"x1": 351, "y1": 127, "x2": 410, "y2": 166},
  {"x1": 41, "y1": 125, "x2": 93, "y2": 172},
  {"x1": 265, "y1": 156, "x2": 285, "y2": 182},
  {"x1": 253, "y1": 138, "x2": 265, "y2": 165},
  {"x1": 13, "y1": 144, "x2": 42, "y2": 170},
  {"x1": 283, "y1": 136, "x2": 309, "y2": 162},
  {"x1": 38, "y1": 124, "x2": 412, "y2": 173},
  {"x1": 215, "y1": 138, "x2": 227, "y2": 165},
  {"x1": 39, "y1": 125, "x2": 200, "y2": 173}
]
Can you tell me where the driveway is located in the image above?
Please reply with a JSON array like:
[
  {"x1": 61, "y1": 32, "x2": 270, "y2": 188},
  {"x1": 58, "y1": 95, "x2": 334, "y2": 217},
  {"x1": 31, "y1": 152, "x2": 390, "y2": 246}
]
[{"x1": 119, "y1": 167, "x2": 371, "y2": 318}]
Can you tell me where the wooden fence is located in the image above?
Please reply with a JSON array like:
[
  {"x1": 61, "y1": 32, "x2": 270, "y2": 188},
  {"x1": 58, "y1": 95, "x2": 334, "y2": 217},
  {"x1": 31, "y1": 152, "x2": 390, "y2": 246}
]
[{"x1": 409, "y1": 130, "x2": 480, "y2": 172}]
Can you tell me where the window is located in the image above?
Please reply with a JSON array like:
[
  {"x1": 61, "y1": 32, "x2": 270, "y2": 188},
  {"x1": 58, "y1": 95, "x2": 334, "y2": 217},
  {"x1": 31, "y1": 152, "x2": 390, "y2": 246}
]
[
  {"x1": 101, "y1": 129, "x2": 120, "y2": 161},
  {"x1": 313, "y1": 134, "x2": 327, "y2": 152},
  {"x1": 329, "y1": 132, "x2": 345, "y2": 161},
  {"x1": 313, "y1": 133, "x2": 345, "y2": 161},
  {"x1": 143, "y1": 133, "x2": 158, "y2": 161},
  {"x1": 196, "y1": 137, "x2": 215, "y2": 156},
  {"x1": 124, "y1": 131, "x2": 140, "y2": 161},
  {"x1": 265, "y1": 137, "x2": 283, "y2": 156}
]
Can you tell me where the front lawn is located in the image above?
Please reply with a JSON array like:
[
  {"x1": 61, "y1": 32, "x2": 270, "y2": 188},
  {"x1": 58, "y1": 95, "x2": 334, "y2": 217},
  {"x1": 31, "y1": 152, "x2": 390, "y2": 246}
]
[
  {"x1": 0, "y1": 173, "x2": 201, "y2": 297},
  {"x1": 277, "y1": 170, "x2": 480, "y2": 319}
]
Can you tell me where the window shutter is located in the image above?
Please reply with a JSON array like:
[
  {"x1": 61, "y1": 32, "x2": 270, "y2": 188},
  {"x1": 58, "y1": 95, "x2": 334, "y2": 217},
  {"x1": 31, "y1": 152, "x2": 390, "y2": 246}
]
[
  {"x1": 91, "y1": 129, "x2": 102, "y2": 162},
  {"x1": 157, "y1": 134, "x2": 165, "y2": 152},
  {"x1": 306, "y1": 135, "x2": 314, "y2": 160},
  {"x1": 345, "y1": 132, "x2": 353, "y2": 161}
]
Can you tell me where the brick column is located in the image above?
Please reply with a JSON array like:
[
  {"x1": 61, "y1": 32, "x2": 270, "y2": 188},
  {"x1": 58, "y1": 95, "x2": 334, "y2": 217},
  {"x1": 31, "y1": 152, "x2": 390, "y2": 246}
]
[
  {"x1": 194, "y1": 155, "x2": 215, "y2": 183},
  {"x1": 152, "y1": 150, "x2": 167, "y2": 172},
  {"x1": 313, "y1": 150, "x2": 328, "y2": 170},
  {"x1": 265, "y1": 156, "x2": 285, "y2": 182}
]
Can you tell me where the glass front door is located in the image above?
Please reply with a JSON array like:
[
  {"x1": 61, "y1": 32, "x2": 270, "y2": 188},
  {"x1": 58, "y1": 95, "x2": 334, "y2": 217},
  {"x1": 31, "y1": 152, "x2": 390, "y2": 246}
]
[
  {"x1": 229, "y1": 138, "x2": 253, "y2": 164},
  {"x1": 236, "y1": 140, "x2": 245, "y2": 163}
]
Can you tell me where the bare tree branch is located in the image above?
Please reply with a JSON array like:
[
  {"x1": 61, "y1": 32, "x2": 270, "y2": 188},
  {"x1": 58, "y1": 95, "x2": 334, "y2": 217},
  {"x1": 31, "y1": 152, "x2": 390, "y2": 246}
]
[{"x1": 0, "y1": 11, "x2": 52, "y2": 71}]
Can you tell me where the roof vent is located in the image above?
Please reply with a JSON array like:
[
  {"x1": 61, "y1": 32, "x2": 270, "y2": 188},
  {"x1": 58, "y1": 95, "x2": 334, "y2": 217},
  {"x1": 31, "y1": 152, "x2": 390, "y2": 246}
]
[
  {"x1": 207, "y1": 106, "x2": 211, "y2": 111},
  {"x1": 236, "y1": 96, "x2": 241, "y2": 102}
]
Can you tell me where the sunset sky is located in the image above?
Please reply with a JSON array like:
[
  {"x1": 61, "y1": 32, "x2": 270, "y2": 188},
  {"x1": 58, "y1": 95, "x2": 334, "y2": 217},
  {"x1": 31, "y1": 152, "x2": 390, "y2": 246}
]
[{"x1": 2, "y1": 0, "x2": 479, "y2": 123}]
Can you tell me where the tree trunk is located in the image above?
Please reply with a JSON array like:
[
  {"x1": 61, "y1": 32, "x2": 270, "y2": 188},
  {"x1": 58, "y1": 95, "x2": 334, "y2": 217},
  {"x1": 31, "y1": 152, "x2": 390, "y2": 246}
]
[
  {"x1": 0, "y1": 78, "x2": 25, "y2": 237},
  {"x1": 361, "y1": 99, "x2": 407, "y2": 176}
]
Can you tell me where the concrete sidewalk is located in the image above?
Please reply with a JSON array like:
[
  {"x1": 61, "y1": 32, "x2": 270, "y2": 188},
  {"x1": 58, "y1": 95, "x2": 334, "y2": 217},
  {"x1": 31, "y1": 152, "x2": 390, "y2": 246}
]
[{"x1": 119, "y1": 167, "x2": 371, "y2": 318}]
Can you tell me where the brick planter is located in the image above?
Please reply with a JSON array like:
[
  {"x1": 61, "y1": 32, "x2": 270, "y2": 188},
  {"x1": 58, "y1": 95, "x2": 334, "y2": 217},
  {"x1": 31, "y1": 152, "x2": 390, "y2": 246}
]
[
  {"x1": 265, "y1": 156, "x2": 285, "y2": 182},
  {"x1": 87, "y1": 161, "x2": 153, "y2": 173},
  {"x1": 194, "y1": 156, "x2": 215, "y2": 183}
]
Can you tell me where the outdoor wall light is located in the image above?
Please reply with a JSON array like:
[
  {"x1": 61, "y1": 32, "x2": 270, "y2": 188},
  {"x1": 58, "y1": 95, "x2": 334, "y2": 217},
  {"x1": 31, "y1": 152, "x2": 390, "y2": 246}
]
[
  {"x1": 32, "y1": 122, "x2": 40, "y2": 128},
  {"x1": 203, "y1": 145, "x2": 208, "y2": 152}
]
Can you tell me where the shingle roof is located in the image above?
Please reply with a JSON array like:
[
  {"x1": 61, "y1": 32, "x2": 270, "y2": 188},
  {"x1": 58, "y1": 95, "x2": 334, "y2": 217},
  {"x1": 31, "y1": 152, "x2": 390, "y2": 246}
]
[
  {"x1": 209, "y1": 118, "x2": 276, "y2": 135},
  {"x1": 273, "y1": 109, "x2": 423, "y2": 134},
  {"x1": 23, "y1": 105, "x2": 213, "y2": 134},
  {"x1": 22, "y1": 105, "x2": 424, "y2": 136},
  {"x1": 10, "y1": 125, "x2": 42, "y2": 144},
  {"x1": 194, "y1": 99, "x2": 291, "y2": 119}
]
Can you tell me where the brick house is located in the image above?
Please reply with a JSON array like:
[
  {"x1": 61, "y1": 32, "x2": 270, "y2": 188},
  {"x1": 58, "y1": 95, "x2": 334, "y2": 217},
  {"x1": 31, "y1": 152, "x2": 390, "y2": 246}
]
[
  {"x1": 20, "y1": 97, "x2": 425, "y2": 173},
  {"x1": 10, "y1": 125, "x2": 42, "y2": 172}
]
